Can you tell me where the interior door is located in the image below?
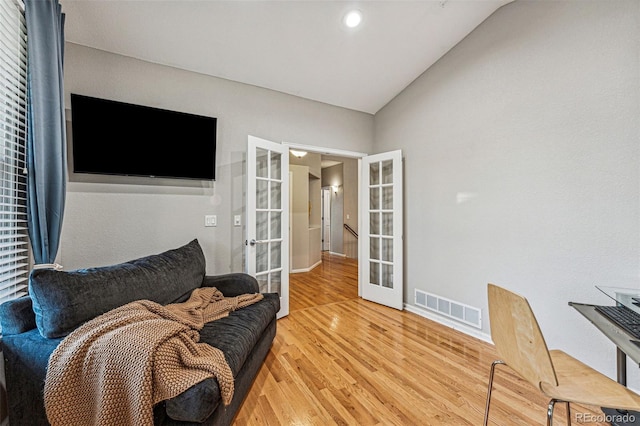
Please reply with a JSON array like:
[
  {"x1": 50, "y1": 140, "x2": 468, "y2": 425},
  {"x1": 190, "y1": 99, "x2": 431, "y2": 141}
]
[
  {"x1": 322, "y1": 188, "x2": 331, "y2": 251},
  {"x1": 360, "y1": 150, "x2": 403, "y2": 310},
  {"x1": 246, "y1": 135, "x2": 289, "y2": 318}
]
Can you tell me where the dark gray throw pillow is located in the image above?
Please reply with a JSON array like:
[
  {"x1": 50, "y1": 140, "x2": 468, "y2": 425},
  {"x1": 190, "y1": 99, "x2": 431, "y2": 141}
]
[{"x1": 29, "y1": 239, "x2": 206, "y2": 338}]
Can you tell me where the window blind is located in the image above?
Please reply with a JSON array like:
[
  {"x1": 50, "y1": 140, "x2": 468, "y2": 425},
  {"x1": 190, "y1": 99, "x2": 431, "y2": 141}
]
[{"x1": 0, "y1": 0, "x2": 30, "y2": 306}]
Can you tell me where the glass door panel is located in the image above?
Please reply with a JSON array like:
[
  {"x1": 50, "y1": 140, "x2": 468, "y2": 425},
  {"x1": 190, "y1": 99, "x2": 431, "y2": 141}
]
[
  {"x1": 361, "y1": 150, "x2": 403, "y2": 310},
  {"x1": 247, "y1": 136, "x2": 289, "y2": 318}
]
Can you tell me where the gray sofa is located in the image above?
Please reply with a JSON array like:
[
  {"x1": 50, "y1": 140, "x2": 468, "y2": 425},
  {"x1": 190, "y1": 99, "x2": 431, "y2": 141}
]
[{"x1": 0, "y1": 239, "x2": 280, "y2": 425}]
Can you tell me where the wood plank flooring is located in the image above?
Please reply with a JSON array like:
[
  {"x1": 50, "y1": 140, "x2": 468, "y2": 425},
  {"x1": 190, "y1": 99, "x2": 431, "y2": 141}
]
[
  {"x1": 234, "y1": 252, "x2": 609, "y2": 425},
  {"x1": 289, "y1": 253, "x2": 358, "y2": 313}
]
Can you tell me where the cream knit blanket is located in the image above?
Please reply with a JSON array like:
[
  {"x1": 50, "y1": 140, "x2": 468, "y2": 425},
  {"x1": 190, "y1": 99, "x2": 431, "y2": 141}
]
[{"x1": 44, "y1": 287, "x2": 263, "y2": 426}]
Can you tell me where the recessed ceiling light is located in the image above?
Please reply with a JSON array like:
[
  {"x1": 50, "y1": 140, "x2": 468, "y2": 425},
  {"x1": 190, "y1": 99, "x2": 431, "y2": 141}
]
[{"x1": 343, "y1": 10, "x2": 362, "y2": 29}]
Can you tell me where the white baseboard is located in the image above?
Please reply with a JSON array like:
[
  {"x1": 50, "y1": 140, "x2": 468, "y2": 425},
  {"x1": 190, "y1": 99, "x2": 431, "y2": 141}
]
[
  {"x1": 328, "y1": 251, "x2": 346, "y2": 257},
  {"x1": 290, "y1": 259, "x2": 322, "y2": 274},
  {"x1": 404, "y1": 303, "x2": 493, "y2": 345}
]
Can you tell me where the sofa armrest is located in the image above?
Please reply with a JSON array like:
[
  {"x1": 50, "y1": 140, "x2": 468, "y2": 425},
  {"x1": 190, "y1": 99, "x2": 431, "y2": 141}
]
[
  {"x1": 0, "y1": 296, "x2": 36, "y2": 335},
  {"x1": 201, "y1": 273, "x2": 259, "y2": 296}
]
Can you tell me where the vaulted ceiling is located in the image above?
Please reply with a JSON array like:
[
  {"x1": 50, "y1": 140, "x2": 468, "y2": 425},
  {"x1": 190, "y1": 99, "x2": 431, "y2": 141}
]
[{"x1": 60, "y1": 0, "x2": 511, "y2": 114}]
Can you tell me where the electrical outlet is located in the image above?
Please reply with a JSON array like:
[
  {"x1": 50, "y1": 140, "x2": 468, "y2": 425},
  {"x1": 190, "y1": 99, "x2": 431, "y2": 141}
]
[{"x1": 205, "y1": 215, "x2": 217, "y2": 227}]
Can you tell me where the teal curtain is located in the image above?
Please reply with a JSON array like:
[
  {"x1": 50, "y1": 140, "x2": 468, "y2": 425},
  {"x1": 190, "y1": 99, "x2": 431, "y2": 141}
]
[{"x1": 25, "y1": 0, "x2": 67, "y2": 264}]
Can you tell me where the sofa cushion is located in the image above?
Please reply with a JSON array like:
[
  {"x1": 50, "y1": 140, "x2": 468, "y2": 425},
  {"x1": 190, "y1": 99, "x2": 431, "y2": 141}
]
[
  {"x1": 29, "y1": 239, "x2": 206, "y2": 338},
  {"x1": 0, "y1": 296, "x2": 36, "y2": 335},
  {"x1": 165, "y1": 292, "x2": 280, "y2": 422}
]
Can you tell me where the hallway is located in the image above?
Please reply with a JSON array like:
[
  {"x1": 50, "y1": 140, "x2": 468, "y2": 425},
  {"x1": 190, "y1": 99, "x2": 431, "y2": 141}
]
[{"x1": 289, "y1": 252, "x2": 358, "y2": 312}]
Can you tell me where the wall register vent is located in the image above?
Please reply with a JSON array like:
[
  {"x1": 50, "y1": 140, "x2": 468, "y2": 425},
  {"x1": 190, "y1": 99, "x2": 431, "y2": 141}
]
[{"x1": 415, "y1": 289, "x2": 482, "y2": 329}]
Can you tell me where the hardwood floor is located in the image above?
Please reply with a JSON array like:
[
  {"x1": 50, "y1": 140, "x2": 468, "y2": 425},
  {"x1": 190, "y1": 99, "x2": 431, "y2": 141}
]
[
  {"x1": 289, "y1": 253, "x2": 358, "y2": 313},
  {"x1": 234, "y1": 252, "x2": 608, "y2": 425}
]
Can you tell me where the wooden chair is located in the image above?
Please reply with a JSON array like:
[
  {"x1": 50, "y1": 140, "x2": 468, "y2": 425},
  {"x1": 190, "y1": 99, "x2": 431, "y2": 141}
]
[{"x1": 484, "y1": 283, "x2": 640, "y2": 425}]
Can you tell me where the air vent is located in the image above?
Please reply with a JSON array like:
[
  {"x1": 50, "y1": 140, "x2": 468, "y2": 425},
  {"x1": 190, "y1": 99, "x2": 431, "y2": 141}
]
[{"x1": 415, "y1": 289, "x2": 482, "y2": 329}]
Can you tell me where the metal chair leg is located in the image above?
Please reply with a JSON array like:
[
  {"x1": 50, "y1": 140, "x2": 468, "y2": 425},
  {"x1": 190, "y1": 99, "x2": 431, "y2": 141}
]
[
  {"x1": 547, "y1": 399, "x2": 558, "y2": 426},
  {"x1": 483, "y1": 360, "x2": 505, "y2": 426},
  {"x1": 546, "y1": 399, "x2": 571, "y2": 426}
]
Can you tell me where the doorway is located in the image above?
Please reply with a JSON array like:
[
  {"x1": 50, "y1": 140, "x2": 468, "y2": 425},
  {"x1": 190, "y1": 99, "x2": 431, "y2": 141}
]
[
  {"x1": 288, "y1": 150, "x2": 360, "y2": 270},
  {"x1": 286, "y1": 145, "x2": 362, "y2": 304},
  {"x1": 321, "y1": 187, "x2": 331, "y2": 252},
  {"x1": 247, "y1": 136, "x2": 404, "y2": 317}
]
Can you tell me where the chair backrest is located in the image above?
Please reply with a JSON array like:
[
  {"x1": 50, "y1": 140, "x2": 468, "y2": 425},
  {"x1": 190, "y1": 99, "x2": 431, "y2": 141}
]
[{"x1": 487, "y1": 283, "x2": 558, "y2": 390}]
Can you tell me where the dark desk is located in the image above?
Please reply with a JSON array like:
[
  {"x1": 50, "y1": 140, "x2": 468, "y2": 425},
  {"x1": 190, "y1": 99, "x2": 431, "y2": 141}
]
[
  {"x1": 571, "y1": 302, "x2": 640, "y2": 426},
  {"x1": 570, "y1": 302, "x2": 640, "y2": 385}
]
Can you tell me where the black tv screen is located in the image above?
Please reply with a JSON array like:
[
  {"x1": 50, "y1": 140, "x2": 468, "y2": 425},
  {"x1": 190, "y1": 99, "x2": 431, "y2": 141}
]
[{"x1": 71, "y1": 94, "x2": 216, "y2": 180}]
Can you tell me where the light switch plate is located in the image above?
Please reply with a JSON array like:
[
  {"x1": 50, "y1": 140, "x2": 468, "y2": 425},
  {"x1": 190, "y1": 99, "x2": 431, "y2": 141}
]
[
  {"x1": 234, "y1": 215, "x2": 241, "y2": 227},
  {"x1": 205, "y1": 215, "x2": 217, "y2": 227}
]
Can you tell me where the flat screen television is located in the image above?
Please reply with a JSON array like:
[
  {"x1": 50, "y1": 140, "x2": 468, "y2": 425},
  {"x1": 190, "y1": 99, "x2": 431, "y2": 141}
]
[{"x1": 70, "y1": 93, "x2": 217, "y2": 180}]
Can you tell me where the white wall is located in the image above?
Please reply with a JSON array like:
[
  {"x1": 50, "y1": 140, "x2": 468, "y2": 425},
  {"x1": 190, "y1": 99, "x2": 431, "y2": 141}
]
[
  {"x1": 374, "y1": 0, "x2": 640, "y2": 381},
  {"x1": 341, "y1": 158, "x2": 359, "y2": 259},
  {"x1": 61, "y1": 43, "x2": 373, "y2": 273},
  {"x1": 290, "y1": 164, "x2": 310, "y2": 271}
]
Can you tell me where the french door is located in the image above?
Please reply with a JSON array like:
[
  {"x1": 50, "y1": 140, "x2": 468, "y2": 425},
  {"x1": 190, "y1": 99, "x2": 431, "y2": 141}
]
[
  {"x1": 246, "y1": 137, "x2": 401, "y2": 315},
  {"x1": 360, "y1": 150, "x2": 403, "y2": 310},
  {"x1": 246, "y1": 135, "x2": 289, "y2": 318}
]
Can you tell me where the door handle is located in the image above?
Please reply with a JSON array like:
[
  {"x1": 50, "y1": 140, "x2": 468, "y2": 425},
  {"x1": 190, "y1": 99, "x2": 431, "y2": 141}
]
[{"x1": 248, "y1": 239, "x2": 266, "y2": 246}]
